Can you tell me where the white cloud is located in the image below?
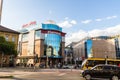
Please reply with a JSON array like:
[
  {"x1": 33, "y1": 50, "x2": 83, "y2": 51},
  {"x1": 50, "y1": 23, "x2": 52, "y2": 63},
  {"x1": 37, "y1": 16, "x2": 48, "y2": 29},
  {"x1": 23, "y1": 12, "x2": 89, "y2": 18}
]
[
  {"x1": 106, "y1": 15, "x2": 117, "y2": 20},
  {"x1": 64, "y1": 17, "x2": 69, "y2": 20},
  {"x1": 80, "y1": 15, "x2": 118, "y2": 24},
  {"x1": 57, "y1": 20, "x2": 77, "y2": 28},
  {"x1": 95, "y1": 18, "x2": 102, "y2": 22},
  {"x1": 66, "y1": 24, "x2": 120, "y2": 45},
  {"x1": 66, "y1": 30, "x2": 88, "y2": 45},
  {"x1": 81, "y1": 20, "x2": 92, "y2": 24},
  {"x1": 70, "y1": 20, "x2": 77, "y2": 24}
]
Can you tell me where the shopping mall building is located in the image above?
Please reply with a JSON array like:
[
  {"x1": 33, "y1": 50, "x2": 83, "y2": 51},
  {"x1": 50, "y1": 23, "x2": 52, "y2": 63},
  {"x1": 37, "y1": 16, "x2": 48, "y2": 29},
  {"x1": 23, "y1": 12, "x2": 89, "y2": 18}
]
[
  {"x1": 17, "y1": 20, "x2": 66, "y2": 67},
  {"x1": 67, "y1": 36, "x2": 120, "y2": 63}
]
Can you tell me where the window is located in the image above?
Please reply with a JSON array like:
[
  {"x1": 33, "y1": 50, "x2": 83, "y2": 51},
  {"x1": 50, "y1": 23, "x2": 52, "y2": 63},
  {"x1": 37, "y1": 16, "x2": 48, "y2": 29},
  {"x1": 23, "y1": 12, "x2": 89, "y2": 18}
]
[
  {"x1": 12, "y1": 36, "x2": 15, "y2": 42},
  {"x1": 5, "y1": 35, "x2": 9, "y2": 41},
  {"x1": 94, "y1": 66, "x2": 103, "y2": 70},
  {"x1": 44, "y1": 33, "x2": 62, "y2": 57},
  {"x1": 104, "y1": 66, "x2": 111, "y2": 70},
  {"x1": 22, "y1": 33, "x2": 28, "y2": 41}
]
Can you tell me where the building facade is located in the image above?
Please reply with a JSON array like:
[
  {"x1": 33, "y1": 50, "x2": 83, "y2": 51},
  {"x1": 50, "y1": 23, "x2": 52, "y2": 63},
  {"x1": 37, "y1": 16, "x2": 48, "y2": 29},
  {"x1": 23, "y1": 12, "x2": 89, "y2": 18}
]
[
  {"x1": 69, "y1": 36, "x2": 120, "y2": 63},
  {"x1": 85, "y1": 36, "x2": 116, "y2": 59},
  {"x1": 0, "y1": 25, "x2": 19, "y2": 47},
  {"x1": 0, "y1": 25, "x2": 19, "y2": 66},
  {"x1": 114, "y1": 35, "x2": 120, "y2": 59},
  {"x1": 17, "y1": 20, "x2": 66, "y2": 67}
]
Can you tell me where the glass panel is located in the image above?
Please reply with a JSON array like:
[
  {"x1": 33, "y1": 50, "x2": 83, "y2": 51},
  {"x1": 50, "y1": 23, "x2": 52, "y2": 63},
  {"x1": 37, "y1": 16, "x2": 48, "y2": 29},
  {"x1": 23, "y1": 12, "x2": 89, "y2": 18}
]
[
  {"x1": 35, "y1": 30, "x2": 41, "y2": 39},
  {"x1": 86, "y1": 39, "x2": 93, "y2": 58},
  {"x1": 44, "y1": 33, "x2": 62, "y2": 57},
  {"x1": 42, "y1": 24, "x2": 62, "y2": 31}
]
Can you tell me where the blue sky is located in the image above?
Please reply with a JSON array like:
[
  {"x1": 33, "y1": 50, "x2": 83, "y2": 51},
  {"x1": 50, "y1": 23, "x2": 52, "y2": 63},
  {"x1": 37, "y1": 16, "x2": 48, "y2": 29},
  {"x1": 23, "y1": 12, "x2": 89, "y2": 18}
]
[{"x1": 2, "y1": 0, "x2": 120, "y2": 44}]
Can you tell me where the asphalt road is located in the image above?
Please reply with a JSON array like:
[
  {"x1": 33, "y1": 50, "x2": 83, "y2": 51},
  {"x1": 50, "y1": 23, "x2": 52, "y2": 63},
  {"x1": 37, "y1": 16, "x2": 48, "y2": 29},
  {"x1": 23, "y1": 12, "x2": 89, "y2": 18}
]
[
  {"x1": 0, "y1": 68, "x2": 85, "y2": 80},
  {"x1": 14, "y1": 71, "x2": 85, "y2": 80}
]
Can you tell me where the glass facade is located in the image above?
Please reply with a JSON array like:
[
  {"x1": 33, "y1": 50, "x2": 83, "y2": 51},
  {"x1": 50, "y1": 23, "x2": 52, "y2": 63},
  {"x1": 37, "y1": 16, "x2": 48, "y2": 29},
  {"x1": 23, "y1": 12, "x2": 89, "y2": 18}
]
[
  {"x1": 42, "y1": 24, "x2": 62, "y2": 58},
  {"x1": 42, "y1": 23, "x2": 62, "y2": 31},
  {"x1": 44, "y1": 33, "x2": 62, "y2": 57},
  {"x1": 115, "y1": 38, "x2": 120, "y2": 59},
  {"x1": 85, "y1": 39, "x2": 93, "y2": 58}
]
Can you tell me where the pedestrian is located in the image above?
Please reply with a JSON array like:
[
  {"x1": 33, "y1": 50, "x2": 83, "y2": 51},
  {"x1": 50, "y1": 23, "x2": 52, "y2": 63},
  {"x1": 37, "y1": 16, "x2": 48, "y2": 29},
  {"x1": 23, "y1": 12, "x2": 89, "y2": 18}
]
[{"x1": 118, "y1": 63, "x2": 120, "y2": 67}]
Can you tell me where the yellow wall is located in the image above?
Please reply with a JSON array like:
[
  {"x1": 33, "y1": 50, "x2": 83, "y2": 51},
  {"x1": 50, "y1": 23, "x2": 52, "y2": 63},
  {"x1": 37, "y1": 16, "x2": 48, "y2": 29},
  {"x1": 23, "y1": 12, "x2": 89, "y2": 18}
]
[{"x1": 0, "y1": 31, "x2": 19, "y2": 49}]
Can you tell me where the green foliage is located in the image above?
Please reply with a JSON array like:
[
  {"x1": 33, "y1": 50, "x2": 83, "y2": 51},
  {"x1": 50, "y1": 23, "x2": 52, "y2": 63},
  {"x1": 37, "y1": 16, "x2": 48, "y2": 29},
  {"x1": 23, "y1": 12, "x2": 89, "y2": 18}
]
[
  {"x1": 0, "y1": 36, "x2": 17, "y2": 56},
  {"x1": 0, "y1": 36, "x2": 5, "y2": 43}
]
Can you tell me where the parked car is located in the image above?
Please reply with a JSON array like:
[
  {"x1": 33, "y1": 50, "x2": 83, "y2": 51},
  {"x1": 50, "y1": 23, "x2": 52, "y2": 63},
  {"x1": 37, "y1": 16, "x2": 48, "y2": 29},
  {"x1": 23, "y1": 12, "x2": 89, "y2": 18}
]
[
  {"x1": 62, "y1": 64, "x2": 74, "y2": 69},
  {"x1": 82, "y1": 64, "x2": 120, "y2": 80}
]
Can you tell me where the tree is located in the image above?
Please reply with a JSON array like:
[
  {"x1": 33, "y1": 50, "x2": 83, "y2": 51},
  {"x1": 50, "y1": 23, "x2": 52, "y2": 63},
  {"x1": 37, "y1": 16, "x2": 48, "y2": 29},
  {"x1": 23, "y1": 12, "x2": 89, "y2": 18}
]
[
  {"x1": 0, "y1": 36, "x2": 17, "y2": 56},
  {"x1": 0, "y1": 36, "x2": 17, "y2": 67},
  {"x1": 0, "y1": 36, "x2": 5, "y2": 42}
]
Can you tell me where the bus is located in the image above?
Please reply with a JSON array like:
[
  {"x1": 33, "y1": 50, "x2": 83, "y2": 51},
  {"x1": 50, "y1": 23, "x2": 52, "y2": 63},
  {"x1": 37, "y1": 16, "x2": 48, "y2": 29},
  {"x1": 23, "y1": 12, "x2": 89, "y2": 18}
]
[{"x1": 81, "y1": 58, "x2": 120, "y2": 70}]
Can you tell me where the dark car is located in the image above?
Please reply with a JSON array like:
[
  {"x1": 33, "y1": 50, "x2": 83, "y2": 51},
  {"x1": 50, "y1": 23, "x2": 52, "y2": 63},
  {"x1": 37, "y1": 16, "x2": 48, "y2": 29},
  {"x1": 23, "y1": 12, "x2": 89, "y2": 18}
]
[{"x1": 82, "y1": 64, "x2": 120, "y2": 80}]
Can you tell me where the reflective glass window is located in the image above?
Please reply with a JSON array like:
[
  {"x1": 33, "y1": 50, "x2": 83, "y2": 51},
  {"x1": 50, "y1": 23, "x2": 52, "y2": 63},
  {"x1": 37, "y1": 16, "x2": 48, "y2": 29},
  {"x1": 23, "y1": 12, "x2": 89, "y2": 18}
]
[
  {"x1": 42, "y1": 24, "x2": 62, "y2": 31},
  {"x1": 86, "y1": 39, "x2": 93, "y2": 58},
  {"x1": 44, "y1": 33, "x2": 62, "y2": 57}
]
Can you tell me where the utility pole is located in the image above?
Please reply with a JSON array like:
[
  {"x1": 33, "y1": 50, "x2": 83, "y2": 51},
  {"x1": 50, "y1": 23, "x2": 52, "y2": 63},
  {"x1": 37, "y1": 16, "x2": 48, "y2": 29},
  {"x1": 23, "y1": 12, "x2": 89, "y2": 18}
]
[
  {"x1": 46, "y1": 44, "x2": 49, "y2": 68},
  {"x1": 1, "y1": 52, "x2": 3, "y2": 67},
  {"x1": 0, "y1": 0, "x2": 3, "y2": 24},
  {"x1": 105, "y1": 55, "x2": 108, "y2": 65},
  {"x1": 70, "y1": 47, "x2": 73, "y2": 72}
]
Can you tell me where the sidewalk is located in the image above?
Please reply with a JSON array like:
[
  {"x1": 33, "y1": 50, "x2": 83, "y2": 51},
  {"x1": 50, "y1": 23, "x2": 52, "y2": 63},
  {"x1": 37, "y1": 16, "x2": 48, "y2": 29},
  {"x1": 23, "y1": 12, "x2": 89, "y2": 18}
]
[{"x1": 0, "y1": 67, "x2": 82, "y2": 72}]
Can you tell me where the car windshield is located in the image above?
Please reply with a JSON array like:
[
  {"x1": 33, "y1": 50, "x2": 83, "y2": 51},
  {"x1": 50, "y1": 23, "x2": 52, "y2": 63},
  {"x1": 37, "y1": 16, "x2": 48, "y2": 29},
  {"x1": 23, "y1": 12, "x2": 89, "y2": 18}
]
[
  {"x1": 91, "y1": 65, "x2": 103, "y2": 70},
  {"x1": 91, "y1": 66, "x2": 97, "y2": 70}
]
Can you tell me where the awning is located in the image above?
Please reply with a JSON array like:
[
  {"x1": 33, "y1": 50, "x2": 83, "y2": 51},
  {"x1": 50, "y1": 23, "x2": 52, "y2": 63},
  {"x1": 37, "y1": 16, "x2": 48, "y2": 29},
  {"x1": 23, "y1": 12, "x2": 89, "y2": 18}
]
[
  {"x1": 41, "y1": 55, "x2": 63, "y2": 58},
  {"x1": 17, "y1": 56, "x2": 34, "y2": 59}
]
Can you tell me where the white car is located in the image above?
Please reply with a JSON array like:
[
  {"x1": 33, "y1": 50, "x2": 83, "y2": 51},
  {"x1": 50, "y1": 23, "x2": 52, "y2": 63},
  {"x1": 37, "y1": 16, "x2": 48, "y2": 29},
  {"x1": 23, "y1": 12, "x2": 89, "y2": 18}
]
[{"x1": 62, "y1": 64, "x2": 74, "y2": 69}]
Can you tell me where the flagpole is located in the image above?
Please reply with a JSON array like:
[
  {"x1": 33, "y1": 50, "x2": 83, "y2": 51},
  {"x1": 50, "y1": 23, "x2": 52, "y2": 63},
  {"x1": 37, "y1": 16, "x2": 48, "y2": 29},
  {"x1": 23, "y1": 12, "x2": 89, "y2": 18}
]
[{"x1": 0, "y1": 0, "x2": 3, "y2": 25}]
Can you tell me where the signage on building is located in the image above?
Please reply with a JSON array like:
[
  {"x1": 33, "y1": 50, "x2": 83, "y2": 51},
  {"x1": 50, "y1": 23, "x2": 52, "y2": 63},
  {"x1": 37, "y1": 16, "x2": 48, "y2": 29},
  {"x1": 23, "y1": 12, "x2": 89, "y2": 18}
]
[
  {"x1": 48, "y1": 31, "x2": 61, "y2": 35},
  {"x1": 41, "y1": 30, "x2": 65, "y2": 36},
  {"x1": 22, "y1": 21, "x2": 37, "y2": 28}
]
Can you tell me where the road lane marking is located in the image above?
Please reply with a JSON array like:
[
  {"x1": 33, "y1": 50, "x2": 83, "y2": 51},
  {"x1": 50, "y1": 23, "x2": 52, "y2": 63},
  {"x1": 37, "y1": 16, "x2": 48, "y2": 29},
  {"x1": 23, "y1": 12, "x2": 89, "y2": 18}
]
[{"x1": 58, "y1": 73, "x2": 66, "y2": 76}]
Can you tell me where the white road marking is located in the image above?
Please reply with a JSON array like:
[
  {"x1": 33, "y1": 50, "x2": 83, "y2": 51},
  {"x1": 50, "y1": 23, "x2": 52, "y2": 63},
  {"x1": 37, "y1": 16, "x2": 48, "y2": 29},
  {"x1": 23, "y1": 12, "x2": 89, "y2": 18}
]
[{"x1": 58, "y1": 73, "x2": 66, "y2": 76}]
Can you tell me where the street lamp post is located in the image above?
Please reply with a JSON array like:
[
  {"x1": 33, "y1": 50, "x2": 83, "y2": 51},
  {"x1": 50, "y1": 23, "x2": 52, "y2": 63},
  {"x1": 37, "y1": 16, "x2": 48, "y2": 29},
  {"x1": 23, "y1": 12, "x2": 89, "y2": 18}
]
[
  {"x1": 1, "y1": 52, "x2": 3, "y2": 67},
  {"x1": 105, "y1": 55, "x2": 108, "y2": 65},
  {"x1": 46, "y1": 55, "x2": 48, "y2": 68},
  {"x1": 46, "y1": 45, "x2": 49, "y2": 68},
  {"x1": 71, "y1": 53, "x2": 72, "y2": 72}
]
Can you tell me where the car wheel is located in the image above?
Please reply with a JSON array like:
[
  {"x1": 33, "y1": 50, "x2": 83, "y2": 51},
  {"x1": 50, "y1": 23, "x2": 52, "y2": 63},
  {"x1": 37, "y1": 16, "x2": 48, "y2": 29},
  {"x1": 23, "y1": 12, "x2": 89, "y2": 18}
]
[
  {"x1": 111, "y1": 75, "x2": 119, "y2": 80},
  {"x1": 84, "y1": 74, "x2": 91, "y2": 80}
]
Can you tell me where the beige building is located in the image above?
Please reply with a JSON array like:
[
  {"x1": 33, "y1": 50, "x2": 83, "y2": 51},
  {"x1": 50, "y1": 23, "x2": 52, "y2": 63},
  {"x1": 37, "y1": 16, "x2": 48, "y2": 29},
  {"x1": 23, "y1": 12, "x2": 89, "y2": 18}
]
[
  {"x1": 0, "y1": 25, "x2": 19, "y2": 66},
  {"x1": 73, "y1": 39, "x2": 85, "y2": 61},
  {"x1": 92, "y1": 38, "x2": 116, "y2": 59},
  {"x1": 0, "y1": 25, "x2": 19, "y2": 47},
  {"x1": 70, "y1": 36, "x2": 118, "y2": 62},
  {"x1": 17, "y1": 21, "x2": 66, "y2": 67}
]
